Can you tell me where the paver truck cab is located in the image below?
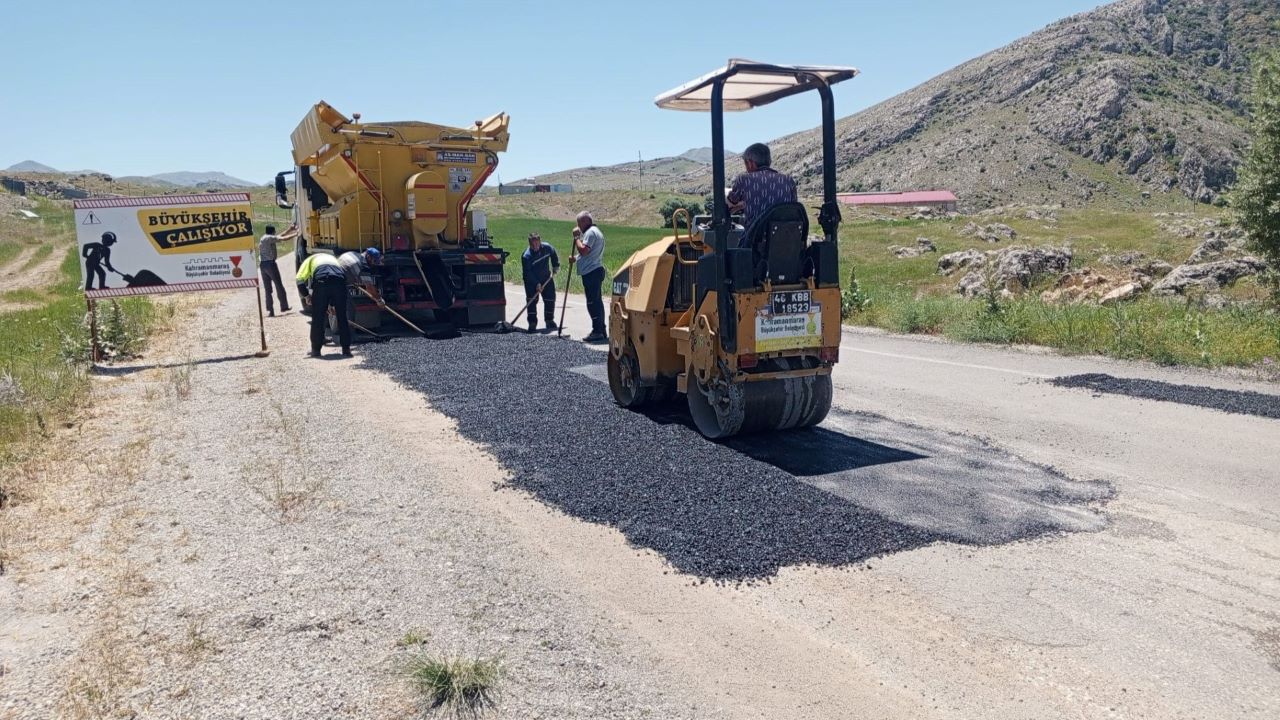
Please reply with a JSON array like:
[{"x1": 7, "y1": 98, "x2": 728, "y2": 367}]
[
  {"x1": 277, "y1": 101, "x2": 511, "y2": 328},
  {"x1": 608, "y1": 60, "x2": 858, "y2": 439}
]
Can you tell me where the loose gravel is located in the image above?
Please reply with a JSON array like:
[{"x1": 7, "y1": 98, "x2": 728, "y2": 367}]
[
  {"x1": 1052, "y1": 373, "x2": 1280, "y2": 420},
  {"x1": 364, "y1": 333, "x2": 1108, "y2": 580}
]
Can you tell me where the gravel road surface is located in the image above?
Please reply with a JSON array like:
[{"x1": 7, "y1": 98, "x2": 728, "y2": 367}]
[{"x1": 1, "y1": 274, "x2": 1276, "y2": 720}]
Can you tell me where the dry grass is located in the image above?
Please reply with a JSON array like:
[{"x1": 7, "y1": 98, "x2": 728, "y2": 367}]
[
  {"x1": 174, "y1": 617, "x2": 217, "y2": 667},
  {"x1": 168, "y1": 360, "x2": 194, "y2": 400},
  {"x1": 244, "y1": 399, "x2": 325, "y2": 522},
  {"x1": 397, "y1": 627, "x2": 432, "y2": 648},
  {"x1": 61, "y1": 612, "x2": 145, "y2": 720}
]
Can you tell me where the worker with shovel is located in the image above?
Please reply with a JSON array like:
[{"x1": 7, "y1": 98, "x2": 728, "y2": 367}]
[
  {"x1": 521, "y1": 233, "x2": 560, "y2": 333},
  {"x1": 296, "y1": 252, "x2": 352, "y2": 358}
]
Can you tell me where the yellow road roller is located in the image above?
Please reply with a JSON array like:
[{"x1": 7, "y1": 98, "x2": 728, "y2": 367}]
[{"x1": 607, "y1": 60, "x2": 858, "y2": 438}]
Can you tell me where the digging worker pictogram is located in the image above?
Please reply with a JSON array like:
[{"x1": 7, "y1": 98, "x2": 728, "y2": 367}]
[
  {"x1": 296, "y1": 252, "x2": 352, "y2": 358},
  {"x1": 82, "y1": 231, "x2": 119, "y2": 290},
  {"x1": 521, "y1": 232, "x2": 560, "y2": 333}
]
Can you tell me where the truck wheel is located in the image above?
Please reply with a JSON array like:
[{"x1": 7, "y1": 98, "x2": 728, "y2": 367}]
[{"x1": 608, "y1": 342, "x2": 653, "y2": 408}]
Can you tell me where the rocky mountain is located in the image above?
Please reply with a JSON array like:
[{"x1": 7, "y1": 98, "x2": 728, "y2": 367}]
[
  {"x1": 678, "y1": 147, "x2": 718, "y2": 164},
  {"x1": 3, "y1": 162, "x2": 257, "y2": 188},
  {"x1": 6, "y1": 160, "x2": 59, "y2": 173},
  {"x1": 134, "y1": 171, "x2": 256, "y2": 188},
  {"x1": 763, "y1": 0, "x2": 1278, "y2": 209}
]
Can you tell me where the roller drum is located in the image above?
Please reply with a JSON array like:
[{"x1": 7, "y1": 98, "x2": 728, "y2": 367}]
[{"x1": 687, "y1": 372, "x2": 832, "y2": 439}]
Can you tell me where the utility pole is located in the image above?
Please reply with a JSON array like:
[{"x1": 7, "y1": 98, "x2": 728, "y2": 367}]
[{"x1": 638, "y1": 151, "x2": 643, "y2": 190}]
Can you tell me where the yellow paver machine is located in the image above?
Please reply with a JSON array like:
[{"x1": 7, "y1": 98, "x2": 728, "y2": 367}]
[
  {"x1": 607, "y1": 60, "x2": 859, "y2": 438},
  {"x1": 276, "y1": 102, "x2": 511, "y2": 328}
]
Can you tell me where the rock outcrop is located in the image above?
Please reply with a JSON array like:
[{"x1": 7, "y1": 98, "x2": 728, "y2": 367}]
[
  {"x1": 1151, "y1": 258, "x2": 1267, "y2": 296},
  {"x1": 890, "y1": 237, "x2": 938, "y2": 258},
  {"x1": 956, "y1": 245, "x2": 1073, "y2": 297}
]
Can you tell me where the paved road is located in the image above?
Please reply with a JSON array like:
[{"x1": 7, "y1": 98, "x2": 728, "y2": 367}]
[{"x1": 509, "y1": 282, "x2": 1280, "y2": 718}]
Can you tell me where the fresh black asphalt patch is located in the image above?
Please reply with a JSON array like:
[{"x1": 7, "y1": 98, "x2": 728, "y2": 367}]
[
  {"x1": 362, "y1": 333, "x2": 1111, "y2": 581},
  {"x1": 1051, "y1": 373, "x2": 1280, "y2": 420}
]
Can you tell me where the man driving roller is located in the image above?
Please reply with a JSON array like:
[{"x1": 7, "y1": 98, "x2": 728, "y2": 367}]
[{"x1": 727, "y1": 142, "x2": 797, "y2": 233}]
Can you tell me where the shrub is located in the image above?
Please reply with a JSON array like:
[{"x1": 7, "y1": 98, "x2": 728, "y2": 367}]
[
  {"x1": 1233, "y1": 50, "x2": 1280, "y2": 303},
  {"x1": 659, "y1": 198, "x2": 705, "y2": 228},
  {"x1": 404, "y1": 653, "x2": 500, "y2": 718}
]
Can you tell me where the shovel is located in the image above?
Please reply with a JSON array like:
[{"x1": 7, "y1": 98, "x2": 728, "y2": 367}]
[
  {"x1": 500, "y1": 256, "x2": 559, "y2": 333},
  {"x1": 556, "y1": 255, "x2": 576, "y2": 338},
  {"x1": 353, "y1": 285, "x2": 429, "y2": 336}
]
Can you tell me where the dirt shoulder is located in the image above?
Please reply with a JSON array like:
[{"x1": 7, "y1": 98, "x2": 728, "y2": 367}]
[{"x1": 0, "y1": 290, "x2": 708, "y2": 718}]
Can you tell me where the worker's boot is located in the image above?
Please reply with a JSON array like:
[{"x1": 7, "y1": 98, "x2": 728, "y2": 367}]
[
  {"x1": 527, "y1": 323, "x2": 538, "y2": 334},
  {"x1": 545, "y1": 319, "x2": 557, "y2": 332}
]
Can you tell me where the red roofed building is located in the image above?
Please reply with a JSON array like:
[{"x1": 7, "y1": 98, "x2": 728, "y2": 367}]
[{"x1": 838, "y1": 190, "x2": 958, "y2": 212}]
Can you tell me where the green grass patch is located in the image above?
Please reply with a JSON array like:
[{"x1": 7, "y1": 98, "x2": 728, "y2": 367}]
[
  {"x1": 493, "y1": 206, "x2": 1279, "y2": 369},
  {"x1": 2, "y1": 288, "x2": 47, "y2": 304},
  {"x1": 0, "y1": 240, "x2": 22, "y2": 266},
  {"x1": 487, "y1": 217, "x2": 667, "y2": 282},
  {"x1": 18, "y1": 242, "x2": 53, "y2": 272},
  {"x1": 0, "y1": 204, "x2": 158, "y2": 459},
  {"x1": 0, "y1": 295, "x2": 157, "y2": 454},
  {"x1": 851, "y1": 290, "x2": 1280, "y2": 367},
  {"x1": 403, "y1": 653, "x2": 500, "y2": 717}
]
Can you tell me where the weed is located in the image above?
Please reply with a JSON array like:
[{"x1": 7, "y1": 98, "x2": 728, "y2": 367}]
[
  {"x1": 58, "y1": 300, "x2": 149, "y2": 364},
  {"x1": 244, "y1": 400, "x2": 325, "y2": 521},
  {"x1": 403, "y1": 652, "x2": 501, "y2": 718},
  {"x1": 169, "y1": 361, "x2": 194, "y2": 400},
  {"x1": 397, "y1": 627, "x2": 432, "y2": 647},
  {"x1": 61, "y1": 614, "x2": 141, "y2": 719},
  {"x1": 176, "y1": 617, "x2": 216, "y2": 665},
  {"x1": 840, "y1": 267, "x2": 871, "y2": 319}
]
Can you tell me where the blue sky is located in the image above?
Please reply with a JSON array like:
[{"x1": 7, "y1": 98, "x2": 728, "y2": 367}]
[{"x1": 1, "y1": 0, "x2": 1105, "y2": 184}]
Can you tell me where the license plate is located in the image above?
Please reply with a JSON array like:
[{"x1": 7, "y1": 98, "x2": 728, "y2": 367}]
[
  {"x1": 473, "y1": 273, "x2": 502, "y2": 284},
  {"x1": 771, "y1": 290, "x2": 811, "y2": 315}
]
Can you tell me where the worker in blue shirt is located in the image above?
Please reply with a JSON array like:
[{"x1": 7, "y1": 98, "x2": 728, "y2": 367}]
[{"x1": 521, "y1": 232, "x2": 560, "y2": 333}]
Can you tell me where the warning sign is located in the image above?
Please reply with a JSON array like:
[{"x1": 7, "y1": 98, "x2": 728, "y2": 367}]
[
  {"x1": 74, "y1": 193, "x2": 259, "y2": 299},
  {"x1": 755, "y1": 306, "x2": 822, "y2": 352}
]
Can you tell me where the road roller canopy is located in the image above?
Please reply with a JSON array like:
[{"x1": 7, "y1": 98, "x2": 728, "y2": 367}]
[{"x1": 654, "y1": 60, "x2": 860, "y2": 112}]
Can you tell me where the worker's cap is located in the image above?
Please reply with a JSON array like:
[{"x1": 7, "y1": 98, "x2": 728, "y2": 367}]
[
  {"x1": 101, "y1": 231, "x2": 117, "y2": 243},
  {"x1": 527, "y1": 232, "x2": 541, "y2": 240},
  {"x1": 362, "y1": 247, "x2": 381, "y2": 257}
]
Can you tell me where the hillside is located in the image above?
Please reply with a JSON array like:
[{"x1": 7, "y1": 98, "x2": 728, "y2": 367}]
[
  {"x1": 512, "y1": 147, "x2": 736, "y2": 192},
  {"x1": 529, "y1": 0, "x2": 1276, "y2": 211},
  {"x1": 765, "y1": 0, "x2": 1278, "y2": 209}
]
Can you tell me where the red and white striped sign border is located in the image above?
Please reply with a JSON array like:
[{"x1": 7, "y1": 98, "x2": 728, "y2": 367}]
[
  {"x1": 86, "y1": 278, "x2": 259, "y2": 299},
  {"x1": 73, "y1": 193, "x2": 252, "y2": 209}
]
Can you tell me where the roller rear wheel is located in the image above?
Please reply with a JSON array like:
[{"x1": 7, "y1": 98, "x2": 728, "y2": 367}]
[
  {"x1": 687, "y1": 372, "x2": 831, "y2": 440},
  {"x1": 608, "y1": 343, "x2": 653, "y2": 408}
]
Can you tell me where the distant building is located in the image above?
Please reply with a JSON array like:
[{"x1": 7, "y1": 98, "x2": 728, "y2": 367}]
[
  {"x1": 837, "y1": 190, "x2": 958, "y2": 212},
  {"x1": 498, "y1": 182, "x2": 573, "y2": 196}
]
